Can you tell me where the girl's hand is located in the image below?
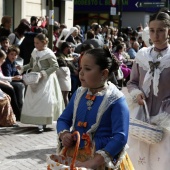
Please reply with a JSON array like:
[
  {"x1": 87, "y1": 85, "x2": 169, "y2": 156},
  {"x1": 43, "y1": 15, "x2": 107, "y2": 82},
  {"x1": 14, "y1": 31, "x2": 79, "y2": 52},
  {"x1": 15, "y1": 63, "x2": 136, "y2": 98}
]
[
  {"x1": 60, "y1": 132, "x2": 75, "y2": 147},
  {"x1": 12, "y1": 75, "x2": 22, "y2": 81},
  {"x1": 136, "y1": 93, "x2": 145, "y2": 105},
  {"x1": 16, "y1": 65, "x2": 21, "y2": 70}
]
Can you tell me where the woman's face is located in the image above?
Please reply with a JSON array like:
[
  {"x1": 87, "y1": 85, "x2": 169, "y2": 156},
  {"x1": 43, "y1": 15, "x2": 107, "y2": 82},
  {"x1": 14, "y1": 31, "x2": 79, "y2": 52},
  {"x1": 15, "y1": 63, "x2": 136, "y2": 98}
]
[
  {"x1": 149, "y1": 20, "x2": 170, "y2": 48},
  {"x1": 34, "y1": 38, "x2": 46, "y2": 51},
  {"x1": 79, "y1": 54, "x2": 104, "y2": 88}
]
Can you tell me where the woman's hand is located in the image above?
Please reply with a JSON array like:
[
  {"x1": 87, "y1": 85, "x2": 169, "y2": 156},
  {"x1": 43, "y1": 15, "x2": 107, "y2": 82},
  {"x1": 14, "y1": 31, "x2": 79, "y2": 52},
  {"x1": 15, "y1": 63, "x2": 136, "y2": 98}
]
[
  {"x1": 136, "y1": 93, "x2": 145, "y2": 105},
  {"x1": 60, "y1": 132, "x2": 75, "y2": 147}
]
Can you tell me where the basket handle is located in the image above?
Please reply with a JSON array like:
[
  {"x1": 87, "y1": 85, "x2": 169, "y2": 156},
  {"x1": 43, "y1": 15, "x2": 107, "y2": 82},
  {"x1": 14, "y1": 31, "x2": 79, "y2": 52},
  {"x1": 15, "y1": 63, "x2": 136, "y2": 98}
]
[
  {"x1": 62, "y1": 131, "x2": 80, "y2": 170},
  {"x1": 26, "y1": 68, "x2": 33, "y2": 74},
  {"x1": 143, "y1": 100, "x2": 150, "y2": 123}
]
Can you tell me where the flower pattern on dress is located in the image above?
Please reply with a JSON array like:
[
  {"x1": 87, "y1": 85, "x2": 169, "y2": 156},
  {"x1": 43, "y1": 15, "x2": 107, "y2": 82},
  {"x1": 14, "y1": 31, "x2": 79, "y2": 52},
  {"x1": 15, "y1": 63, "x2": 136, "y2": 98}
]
[{"x1": 138, "y1": 157, "x2": 146, "y2": 165}]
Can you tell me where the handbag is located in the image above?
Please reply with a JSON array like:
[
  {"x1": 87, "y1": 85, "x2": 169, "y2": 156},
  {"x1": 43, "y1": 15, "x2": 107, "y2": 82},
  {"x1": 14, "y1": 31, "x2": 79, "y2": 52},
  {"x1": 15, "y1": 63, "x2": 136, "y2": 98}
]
[
  {"x1": 116, "y1": 67, "x2": 124, "y2": 80},
  {"x1": 46, "y1": 131, "x2": 92, "y2": 170},
  {"x1": 22, "y1": 69, "x2": 41, "y2": 85},
  {"x1": 129, "y1": 100, "x2": 163, "y2": 144}
]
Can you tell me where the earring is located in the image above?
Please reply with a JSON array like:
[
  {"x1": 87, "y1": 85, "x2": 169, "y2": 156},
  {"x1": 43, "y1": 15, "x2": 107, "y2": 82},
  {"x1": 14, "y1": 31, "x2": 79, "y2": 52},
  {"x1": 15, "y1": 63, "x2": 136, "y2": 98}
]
[{"x1": 101, "y1": 77, "x2": 105, "y2": 86}]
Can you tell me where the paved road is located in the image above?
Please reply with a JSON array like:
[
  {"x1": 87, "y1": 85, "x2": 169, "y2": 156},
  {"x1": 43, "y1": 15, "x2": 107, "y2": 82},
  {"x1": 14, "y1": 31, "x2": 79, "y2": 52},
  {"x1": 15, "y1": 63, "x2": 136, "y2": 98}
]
[
  {"x1": 0, "y1": 122, "x2": 57, "y2": 170},
  {"x1": 0, "y1": 87, "x2": 129, "y2": 170}
]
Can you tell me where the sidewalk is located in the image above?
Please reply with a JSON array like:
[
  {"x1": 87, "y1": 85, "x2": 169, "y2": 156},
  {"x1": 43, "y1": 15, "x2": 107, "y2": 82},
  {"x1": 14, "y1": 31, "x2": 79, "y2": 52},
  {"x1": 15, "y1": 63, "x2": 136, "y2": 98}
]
[{"x1": 0, "y1": 122, "x2": 57, "y2": 170}]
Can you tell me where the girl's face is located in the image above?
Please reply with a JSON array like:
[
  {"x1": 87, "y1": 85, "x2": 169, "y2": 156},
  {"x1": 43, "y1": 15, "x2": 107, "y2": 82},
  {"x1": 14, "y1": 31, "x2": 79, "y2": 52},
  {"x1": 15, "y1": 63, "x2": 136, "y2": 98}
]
[
  {"x1": 34, "y1": 38, "x2": 46, "y2": 51},
  {"x1": 79, "y1": 54, "x2": 104, "y2": 88},
  {"x1": 149, "y1": 20, "x2": 170, "y2": 48},
  {"x1": 0, "y1": 57, "x2": 6, "y2": 66},
  {"x1": 8, "y1": 51, "x2": 18, "y2": 63}
]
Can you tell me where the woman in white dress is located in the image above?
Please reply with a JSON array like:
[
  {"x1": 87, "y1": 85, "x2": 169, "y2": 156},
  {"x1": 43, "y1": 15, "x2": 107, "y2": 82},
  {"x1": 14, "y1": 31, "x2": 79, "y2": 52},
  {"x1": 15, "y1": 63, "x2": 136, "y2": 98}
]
[{"x1": 18, "y1": 33, "x2": 65, "y2": 132}]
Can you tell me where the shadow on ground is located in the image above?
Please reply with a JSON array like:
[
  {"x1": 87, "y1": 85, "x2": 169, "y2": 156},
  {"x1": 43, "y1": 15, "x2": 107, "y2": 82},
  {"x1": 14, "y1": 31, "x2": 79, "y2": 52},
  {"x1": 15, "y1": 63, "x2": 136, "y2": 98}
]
[
  {"x1": 0, "y1": 126, "x2": 54, "y2": 135},
  {"x1": 6, "y1": 147, "x2": 56, "y2": 164}
]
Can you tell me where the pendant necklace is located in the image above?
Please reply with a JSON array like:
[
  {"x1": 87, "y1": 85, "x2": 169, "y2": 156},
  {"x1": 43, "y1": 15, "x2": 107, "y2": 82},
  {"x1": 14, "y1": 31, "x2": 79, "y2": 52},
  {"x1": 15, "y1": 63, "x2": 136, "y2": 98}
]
[
  {"x1": 85, "y1": 85, "x2": 104, "y2": 110},
  {"x1": 86, "y1": 94, "x2": 96, "y2": 110},
  {"x1": 154, "y1": 46, "x2": 168, "y2": 59}
]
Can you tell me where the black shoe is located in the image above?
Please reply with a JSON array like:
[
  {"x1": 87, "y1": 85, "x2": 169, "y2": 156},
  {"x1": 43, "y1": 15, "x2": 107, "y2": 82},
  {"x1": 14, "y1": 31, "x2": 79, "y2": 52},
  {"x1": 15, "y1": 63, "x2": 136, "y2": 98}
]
[
  {"x1": 38, "y1": 125, "x2": 44, "y2": 133},
  {"x1": 11, "y1": 124, "x2": 19, "y2": 127}
]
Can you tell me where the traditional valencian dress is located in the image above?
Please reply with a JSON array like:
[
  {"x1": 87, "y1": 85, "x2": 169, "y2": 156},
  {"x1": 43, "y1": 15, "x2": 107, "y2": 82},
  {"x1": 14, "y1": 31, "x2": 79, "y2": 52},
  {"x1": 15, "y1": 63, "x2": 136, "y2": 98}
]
[
  {"x1": 57, "y1": 82, "x2": 134, "y2": 169},
  {"x1": 21, "y1": 47, "x2": 65, "y2": 125},
  {"x1": 127, "y1": 45, "x2": 170, "y2": 170}
]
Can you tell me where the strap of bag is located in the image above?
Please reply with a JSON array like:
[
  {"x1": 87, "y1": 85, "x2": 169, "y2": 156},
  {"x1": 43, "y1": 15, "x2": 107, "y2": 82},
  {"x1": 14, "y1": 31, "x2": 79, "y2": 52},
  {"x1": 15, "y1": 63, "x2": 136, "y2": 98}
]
[
  {"x1": 62, "y1": 131, "x2": 80, "y2": 170},
  {"x1": 143, "y1": 100, "x2": 150, "y2": 123}
]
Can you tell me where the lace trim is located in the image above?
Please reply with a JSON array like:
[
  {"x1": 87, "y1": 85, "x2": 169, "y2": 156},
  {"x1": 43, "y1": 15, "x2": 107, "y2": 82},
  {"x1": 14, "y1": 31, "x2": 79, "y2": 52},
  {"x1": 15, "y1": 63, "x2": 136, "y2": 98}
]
[
  {"x1": 72, "y1": 82, "x2": 124, "y2": 134},
  {"x1": 129, "y1": 89, "x2": 143, "y2": 102},
  {"x1": 135, "y1": 46, "x2": 170, "y2": 97},
  {"x1": 96, "y1": 145, "x2": 128, "y2": 168}
]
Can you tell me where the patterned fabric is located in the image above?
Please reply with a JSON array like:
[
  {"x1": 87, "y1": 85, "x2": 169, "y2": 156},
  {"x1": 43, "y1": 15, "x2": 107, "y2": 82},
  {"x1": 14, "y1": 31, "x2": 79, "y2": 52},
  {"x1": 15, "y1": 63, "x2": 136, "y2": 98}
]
[{"x1": 0, "y1": 95, "x2": 16, "y2": 127}]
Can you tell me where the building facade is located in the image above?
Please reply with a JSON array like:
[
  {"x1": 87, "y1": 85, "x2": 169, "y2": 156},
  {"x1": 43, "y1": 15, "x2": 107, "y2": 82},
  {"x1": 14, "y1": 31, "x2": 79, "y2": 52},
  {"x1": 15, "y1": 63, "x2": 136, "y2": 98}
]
[{"x1": 0, "y1": 0, "x2": 74, "y2": 30}]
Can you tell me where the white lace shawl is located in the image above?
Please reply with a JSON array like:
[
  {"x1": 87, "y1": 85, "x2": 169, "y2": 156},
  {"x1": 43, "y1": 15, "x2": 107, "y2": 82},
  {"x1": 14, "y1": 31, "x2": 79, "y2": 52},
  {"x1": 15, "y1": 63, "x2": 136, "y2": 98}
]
[
  {"x1": 72, "y1": 82, "x2": 124, "y2": 167},
  {"x1": 135, "y1": 45, "x2": 170, "y2": 97}
]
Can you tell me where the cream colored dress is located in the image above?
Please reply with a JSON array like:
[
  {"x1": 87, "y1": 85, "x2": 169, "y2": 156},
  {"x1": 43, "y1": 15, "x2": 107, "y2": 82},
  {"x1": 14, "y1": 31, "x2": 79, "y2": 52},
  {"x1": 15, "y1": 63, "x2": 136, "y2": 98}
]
[{"x1": 21, "y1": 48, "x2": 65, "y2": 125}]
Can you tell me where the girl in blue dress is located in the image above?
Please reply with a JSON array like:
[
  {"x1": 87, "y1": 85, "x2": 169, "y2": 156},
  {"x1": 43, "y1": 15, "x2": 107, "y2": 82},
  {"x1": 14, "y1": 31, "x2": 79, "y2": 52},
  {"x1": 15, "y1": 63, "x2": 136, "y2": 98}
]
[{"x1": 57, "y1": 48, "x2": 132, "y2": 169}]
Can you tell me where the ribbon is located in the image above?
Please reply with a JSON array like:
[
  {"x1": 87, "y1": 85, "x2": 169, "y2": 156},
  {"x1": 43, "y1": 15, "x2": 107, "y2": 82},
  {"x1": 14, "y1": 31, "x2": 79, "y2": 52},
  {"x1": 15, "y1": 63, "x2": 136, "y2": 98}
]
[
  {"x1": 77, "y1": 121, "x2": 87, "y2": 128},
  {"x1": 148, "y1": 61, "x2": 160, "y2": 75}
]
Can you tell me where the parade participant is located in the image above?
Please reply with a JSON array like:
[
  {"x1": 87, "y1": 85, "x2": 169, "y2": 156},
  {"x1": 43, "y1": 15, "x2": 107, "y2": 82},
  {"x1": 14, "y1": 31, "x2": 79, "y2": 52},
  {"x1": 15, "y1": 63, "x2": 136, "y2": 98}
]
[
  {"x1": 57, "y1": 48, "x2": 133, "y2": 169},
  {"x1": 127, "y1": 9, "x2": 170, "y2": 170},
  {"x1": 18, "y1": 33, "x2": 65, "y2": 132},
  {"x1": 0, "y1": 50, "x2": 21, "y2": 121}
]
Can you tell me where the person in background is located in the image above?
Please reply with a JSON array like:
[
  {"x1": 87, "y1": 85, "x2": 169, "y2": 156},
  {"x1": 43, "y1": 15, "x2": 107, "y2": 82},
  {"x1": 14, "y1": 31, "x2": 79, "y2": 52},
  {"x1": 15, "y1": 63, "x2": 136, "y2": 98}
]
[
  {"x1": 0, "y1": 16, "x2": 12, "y2": 37},
  {"x1": 56, "y1": 41, "x2": 79, "y2": 99},
  {"x1": 0, "y1": 36, "x2": 10, "y2": 54},
  {"x1": 8, "y1": 21, "x2": 31, "y2": 46},
  {"x1": 17, "y1": 33, "x2": 65, "y2": 133},
  {"x1": 127, "y1": 40, "x2": 139, "y2": 59},
  {"x1": 1, "y1": 46, "x2": 25, "y2": 112},
  {"x1": 56, "y1": 48, "x2": 133, "y2": 169},
  {"x1": 64, "y1": 27, "x2": 79, "y2": 45},
  {"x1": 127, "y1": 8, "x2": 170, "y2": 170},
  {"x1": 114, "y1": 44, "x2": 131, "y2": 86},
  {"x1": 56, "y1": 58, "x2": 71, "y2": 107},
  {"x1": 0, "y1": 50, "x2": 22, "y2": 121},
  {"x1": 53, "y1": 25, "x2": 60, "y2": 53}
]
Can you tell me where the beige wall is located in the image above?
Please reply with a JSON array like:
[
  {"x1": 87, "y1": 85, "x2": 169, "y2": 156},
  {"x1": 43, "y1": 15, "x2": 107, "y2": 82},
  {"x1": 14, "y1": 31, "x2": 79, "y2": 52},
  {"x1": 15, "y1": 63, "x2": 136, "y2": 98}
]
[
  {"x1": 61, "y1": 0, "x2": 74, "y2": 28},
  {"x1": 0, "y1": 0, "x2": 73, "y2": 28},
  {"x1": 0, "y1": 0, "x2": 3, "y2": 21}
]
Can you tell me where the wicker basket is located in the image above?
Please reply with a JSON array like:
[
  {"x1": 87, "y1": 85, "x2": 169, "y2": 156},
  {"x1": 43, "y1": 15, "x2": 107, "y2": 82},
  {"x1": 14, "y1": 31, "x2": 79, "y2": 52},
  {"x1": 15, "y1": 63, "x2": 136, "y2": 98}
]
[
  {"x1": 129, "y1": 100, "x2": 163, "y2": 144},
  {"x1": 23, "y1": 69, "x2": 40, "y2": 85}
]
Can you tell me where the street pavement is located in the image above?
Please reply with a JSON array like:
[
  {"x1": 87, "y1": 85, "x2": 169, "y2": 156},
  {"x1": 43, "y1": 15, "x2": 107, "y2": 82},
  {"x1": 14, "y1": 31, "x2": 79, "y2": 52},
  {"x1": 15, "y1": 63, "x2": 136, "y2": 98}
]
[
  {"x1": 0, "y1": 87, "x2": 129, "y2": 170},
  {"x1": 0, "y1": 122, "x2": 57, "y2": 170}
]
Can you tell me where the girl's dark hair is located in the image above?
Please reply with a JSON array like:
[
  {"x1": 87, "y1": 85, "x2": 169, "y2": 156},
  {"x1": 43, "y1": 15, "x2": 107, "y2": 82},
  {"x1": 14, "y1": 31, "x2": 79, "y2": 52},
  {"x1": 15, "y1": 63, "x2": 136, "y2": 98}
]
[
  {"x1": 149, "y1": 8, "x2": 170, "y2": 27},
  {"x1": 115, "y1": 44, "x2": 124, "y2": 53},
  {"x1": 15, "y1": 21, "x2": 31, "y2": 36},
  {"x1": 84, "y1": 48, "x2": 119, "y2": 78},
  {"x1": 0, "y1": 49, "x2": 6, "y2": 58}
]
